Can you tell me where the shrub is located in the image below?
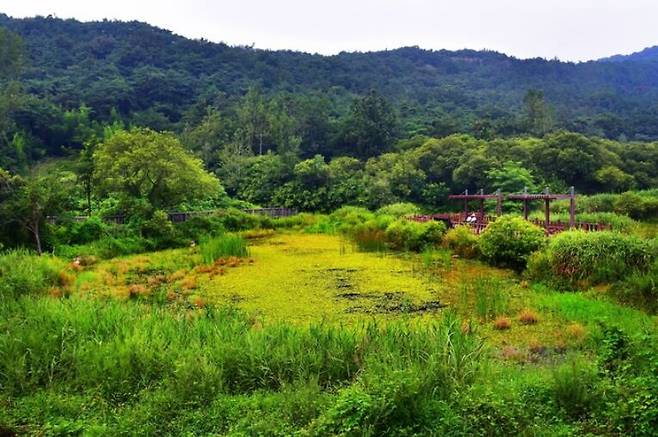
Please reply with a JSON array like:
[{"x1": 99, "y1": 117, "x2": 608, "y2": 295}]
[
  {"x1": 217, "y1": 209, "x2": 271, "y2": 231},
  {"x1": 384, "y1": 219, "x2": 446, "y2": 252},
  {"x1": 351, "y1": 220, "x2": 388, "y2": 252},
  {"x1": 141, "y1": 210, "x2": 184, "y2": 249},
  {"x1": 442, "y1": 225, "x2": 480, "y2": 259},
  {"x1": 610, "y1": 258, "x2": 657, "y2": 313},
  {"x1": 0, "y1": 249, "x2": 66, "y2": 299},
  {"x1": 329, "y1": 206, "x2": 375, "y2": 233},
  {"x1": 479, "y1": 216, "x2": 545, "y2": 271},
  {"x1": 376, "y1": 202, "x2": 421, "y2": 218},
  {"x1": 551, "y1": 356, "x2": 600, "y2": 419},
  {"x1": 605, "y1": 375, "x2": 658, "y2": 436},
  {"x1": 176, "y1": 215, "x2": 226, "y2": 240},
  {"x1": 527, "y1": 231, "x2": 656, "y2": 288},
  {"x1": 200, "y1": 234, "x2": 249, "y2": 263}
]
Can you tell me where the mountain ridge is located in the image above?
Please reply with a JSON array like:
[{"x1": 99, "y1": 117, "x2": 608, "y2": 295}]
[{"x1": 2, "y1": 13, "x2": 658, "y2": 140}]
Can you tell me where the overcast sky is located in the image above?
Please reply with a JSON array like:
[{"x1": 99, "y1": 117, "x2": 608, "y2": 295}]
[{"x1": 2, "y1": 0, "x2": 658, "y2": 61}]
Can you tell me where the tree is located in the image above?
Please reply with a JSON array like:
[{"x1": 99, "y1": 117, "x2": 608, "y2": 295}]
[
  {"x1": 342, "y1": 90, "x2": 398, "y2": 159},
  {"x1": 93, "y1": 128, "x2": 221, "y2": 211},
  {"x1": 595, "y1": 165, "x2": 636, "y2": 192},
  {"x1": 523, "y1": 89, "x2": 553, "y2": 136},
  {"x1": 0, "y1": 28, "x2": 23, "y2": 80},
  {"x1": 487, "y1": 161, "x2": 537, "y2": 193},
  {"x1": 0, "y1": 168, "x2": 73, "y2": 254},
  {"x1": 236, "y1": 87, "x2": 270, "y2": 155},
  {"x1": 181, "y1": 107, "x2": 231, "y2": 168}
]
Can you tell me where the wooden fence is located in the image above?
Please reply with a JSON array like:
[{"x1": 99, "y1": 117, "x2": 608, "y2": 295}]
[{"x1": 409, "y1": 213, "x2": 611, "y2": 235}]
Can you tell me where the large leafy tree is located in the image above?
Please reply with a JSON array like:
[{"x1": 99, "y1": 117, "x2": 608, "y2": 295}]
[{"x1": 93, "y1": 128, "x2": 221, "y2": 211}]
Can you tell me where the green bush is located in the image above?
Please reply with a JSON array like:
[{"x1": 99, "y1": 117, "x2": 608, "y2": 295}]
[
  {"x1": 605, "y1": 375, "x2": 658, "y2": 436},
  {"x1": 200, "y1": 234, "x2": 249, "y2": 263},
  {"x1": 384, "y1": 219, "x2": 446, "y2": 252},
  {"x1": 0, "y1": 249, "x2": 66, "y2": 299},
  {"x1": 529, "y1": 211, "x2": 637, "y2": 233},
  {"x1": 479, "y1": 216, "x2": 545, "y2": 271},
  {"x1": 551, "y1": 356, "x2": 601, "y2": 420},
  {"x1": 376, "y1": 202, "x2": 421, "y2": 218},
  {"x1": 141, "y1": 210, "x2": 185, "y2": 249},
  {"x1": 527, "y1": 231, "x2": 656, "y2": 288},
  {"x1": 552, "y1": 190, "x2": 658, "y2": 221},
  {"x1": 328, "y1": 206, "x2": 375, "y2": 233},
  {"x1": 351, "y1": 220, "x2": 389, "y2": 252},
  {"x1": 176, "y1": 215, "x2": 226, "y2": 240},
  {"x1": 55, "y1": 236, "x2": 154, "y2": 260},
  {"x1": 442, "y1": 225, "x2": 480, "y2": 259},
  {"x1": 610, "y1": 260, "x2": 657, "y2": 313},
  {"x1": 217, "y1": 209, "x2": 273, "y2": 231}
]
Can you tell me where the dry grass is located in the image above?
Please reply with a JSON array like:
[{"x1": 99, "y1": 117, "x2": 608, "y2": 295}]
[
  {"x1": 565, "y1": 323, "x2": 587, "y2": 344},
  {"x1": 180, "y1": 276, "x2": 198, "y2": 290},
  {"x1": 493, "y1": 316, "x2": 512, "y2": 330},
  {"x1": 518, "y1": 309, "x2": 539, "y2": 325}
]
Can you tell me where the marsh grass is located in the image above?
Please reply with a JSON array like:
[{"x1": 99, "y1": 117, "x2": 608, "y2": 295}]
[
  {"x1": 472, "y1": 277, "x2": 510, "y2": 321},
  {"x1": 457, "y1": 276, "x2": 510, "y2": 321},
  {"x1": 200, "y1": 234, "x2": 249, "y2": 264},
  {"x1": 0, "y1": 249, "x2": 67, "y2": 299},
  {"x1": 0, "y1": 298, "x2": 484, "y2": 405}
]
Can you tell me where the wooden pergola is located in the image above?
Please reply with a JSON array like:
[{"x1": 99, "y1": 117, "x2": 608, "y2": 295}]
[
  {"x1": 506, "y1": 187, "x2": 576, "y2": 229},
  {"x1": 448, "y1": 189, "x2": 504, "y2": 218}
]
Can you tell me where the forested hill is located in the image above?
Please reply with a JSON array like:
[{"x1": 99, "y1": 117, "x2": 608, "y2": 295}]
[
  {"x1": 3, "y1": 13, "x2": 658, "y2": 141},
  {"x1": 600, "y1": 46, "x2": 658, "y2": 63}
]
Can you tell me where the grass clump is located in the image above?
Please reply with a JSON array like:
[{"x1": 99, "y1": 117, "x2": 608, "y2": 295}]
[
  {"x1": 199, "y1": 234, "x2": 249, "y2": 264},
  {"x1": 442, "y1": 225, "x2": 480, "y2": 259},
  {"x1": 460, "y1": 277, "x2": 510, "y2": 321},
  {"x1": 0, "y1": 249, "x2": 67, "y2": 299},
  {"x1": 518, "y1": 308, "x2": 539, "y2": 325},
  {"x1": 493, "y1": 316, "x2": 512, "y2": 330}
]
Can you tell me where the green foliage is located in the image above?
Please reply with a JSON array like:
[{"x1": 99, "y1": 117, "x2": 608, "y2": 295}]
[
  {"x1": 140, "y1": 210, "x2": 184, "y2": 249},
  {"x1": 487, "y1": 161, "x2": 536, "y2": 193},
  {"x1": 479, "y1": 216, "x2": 546, "y2": 270},
  {"x1": 551, "y1": 356, "x2": 600, "y2": 420},
  {"x1": 610, "y1": 259, "x2": 658, "y2": 313},
  {"x1": 384, "y1": 219, "x2": 446, "y2": 252},
  {"x1": 527, "y1": 231, "x2": 656, "y2": 288},
  {"x1": 442, "y1": 225, "x2": 480, "y2": 259},
  {"x1": 375, "y1": 202, "x2": 420, "y2": 217},
  {"x1": 200, "y1": 234, "x2": 249, "y2": 263},
  {"x1": 0, "y1": 249, "x2": 64, "y2": 299},
  {"x1": 604, "y1": 375, "x2": 658, "y2": 436},
  {"x1": 55, "y1": 236, "x2": 153, "y2": 260},
  {"x1": 93, "y1": 128, "x2": 221, "y2": 211}
]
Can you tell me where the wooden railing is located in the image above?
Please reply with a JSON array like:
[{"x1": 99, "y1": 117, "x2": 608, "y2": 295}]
[{"x1": 409, "y1": 213, "x2": 611, "y2": 235}]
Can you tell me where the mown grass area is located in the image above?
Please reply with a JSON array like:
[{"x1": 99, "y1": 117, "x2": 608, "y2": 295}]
[{"x1": 1, "y1": 229, "x2": 657, "y2": 435}]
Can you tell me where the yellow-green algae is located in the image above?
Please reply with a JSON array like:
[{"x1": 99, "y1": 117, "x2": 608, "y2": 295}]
[{"x1": 78, "y1": 233, "x2": 558, "y2": 346}]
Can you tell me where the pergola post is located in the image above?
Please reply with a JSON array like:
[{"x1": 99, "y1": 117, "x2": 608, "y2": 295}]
[
  {"x1": 464, "y1": 189, "x2": 469, "y2": 216},
  {"x1": 495, "y1": 189, "x2": 502, "y2": 216},
  {"x1": 569, "y1": 186, "x2": 576, "y2": 229},
  {"x1": 478, "y1": 189, "x2": 485, "y2": 219},
  {"x1": 544, "y1": 187, "x2": 550, "y2": 229},
  {"x1": 522, "y1": 186, "x2": 529, "y2": 220}
]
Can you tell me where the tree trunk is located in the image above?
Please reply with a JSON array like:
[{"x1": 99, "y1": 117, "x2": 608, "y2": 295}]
[{"x1": 32, "y1": 221, "x2": 42, "y2": 255}]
